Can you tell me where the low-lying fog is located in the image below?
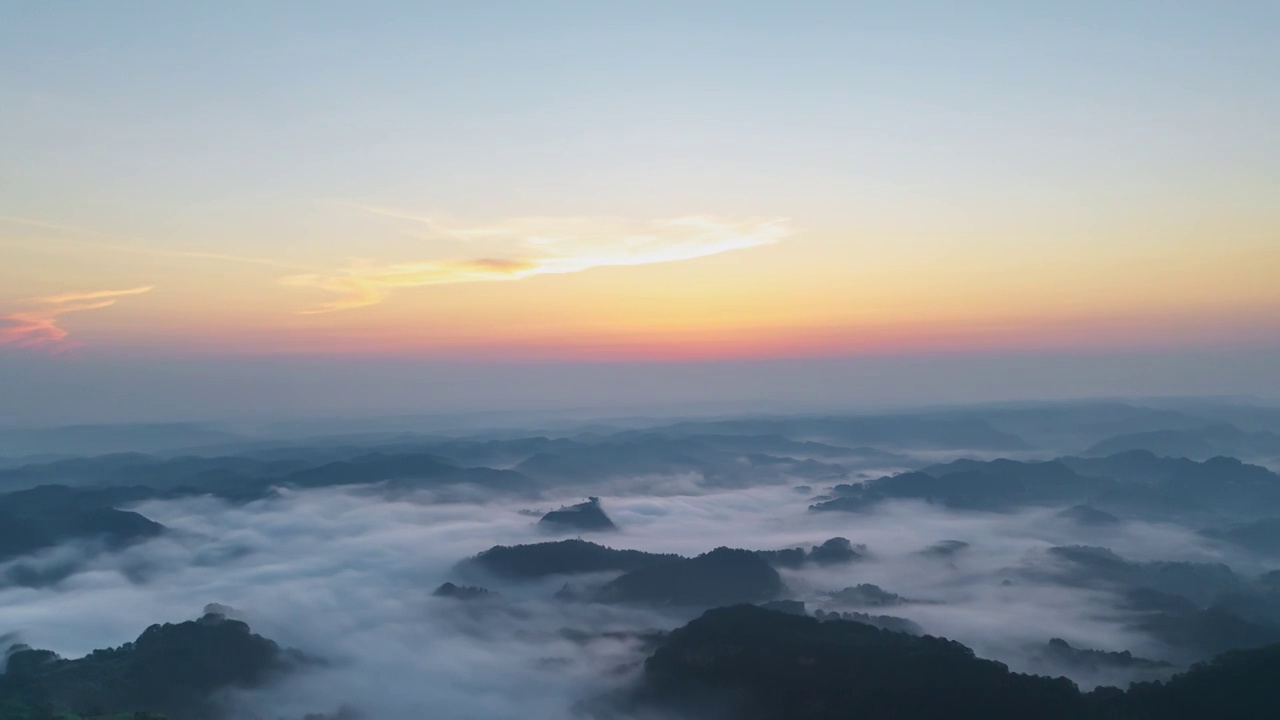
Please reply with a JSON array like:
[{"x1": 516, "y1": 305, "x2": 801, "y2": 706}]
[{"x1": 3, "y1": 471, "x2": 1267, "y2": 719}]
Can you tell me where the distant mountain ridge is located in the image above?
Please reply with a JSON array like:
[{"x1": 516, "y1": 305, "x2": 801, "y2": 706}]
[
  {"x1": 812, "y1": 450, "x2": 1280, "y2": 521},
  {"x1": 1084, "y1": 424, "x2": 1280, "y2": 462}
]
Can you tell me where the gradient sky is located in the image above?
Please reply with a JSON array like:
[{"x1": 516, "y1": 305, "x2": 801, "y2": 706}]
[{"x1": 2, "y1": 2, "x2": 1278, "y2": 423}]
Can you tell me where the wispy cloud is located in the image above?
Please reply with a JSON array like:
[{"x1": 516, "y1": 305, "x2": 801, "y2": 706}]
[
  {"x1": 0, "y1": 215, "x2": 307, "y2": 270},
  {"x1": 0, "y1": 286, "x2": 154, "y2": 350},
  {"x1": 283, "y1": 214, "x2": 790, "y2": 313},
  {"x1": 30, "y1": 286, "x2": 155, "y2": 305}
]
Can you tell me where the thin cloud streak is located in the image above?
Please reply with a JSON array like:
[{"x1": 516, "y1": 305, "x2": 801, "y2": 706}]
[
  {"x1": 0, "y1": 286, "x2": 155, "y2": 350},
  {"x1": 0, "y1": 215, "x2": 307, "y2": 270},
  {"x1": 283, "y1": 214, "x2": 790, "y2": 313},
  {"x1": 345, "y1": 204, "x2": 475, "y2": 243},
  {"x1": 33, "y1": 286, "x2": 156, "y2": 305}
]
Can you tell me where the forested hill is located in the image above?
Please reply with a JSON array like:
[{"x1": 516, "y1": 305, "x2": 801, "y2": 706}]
[{"x1": 621, "y1": 605, "x2": 1280, "y2": 720}]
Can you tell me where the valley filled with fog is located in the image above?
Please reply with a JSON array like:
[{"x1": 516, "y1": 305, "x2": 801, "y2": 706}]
[{"x1": 4, "y1": 399, "x2": 1280, "y2": 719}]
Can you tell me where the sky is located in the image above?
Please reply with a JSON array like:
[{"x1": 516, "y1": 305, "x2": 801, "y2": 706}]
[{"x1": 2, "y1": 1, "x2": 1278, "y2": 424}]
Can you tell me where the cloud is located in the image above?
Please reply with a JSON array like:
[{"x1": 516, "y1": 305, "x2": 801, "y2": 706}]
[
  {"x1": 283, "y1": 214, "x2": 790, "y2": 313},
  {"x1": 29, "y1": 286, "x2": 155, "y2": 305},
  {"x1": 0, "y1": 286, "x2": 154, "y2": 350},
  {"x1": 0, "y1": 215, "x2": 306, "y2": 270},
  {"x1": 2, "y1": 212, "x2": 787, "y2": 316},
  {"x1": 0, "y1": 476, "x2": 1236, "y2": 718},
  {"x1": 281, "y1": 257, "x2": 542, "y2": 314}
]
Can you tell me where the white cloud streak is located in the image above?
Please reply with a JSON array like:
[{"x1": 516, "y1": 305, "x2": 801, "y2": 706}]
[{"x1": 283, "y1": 213, "x2": 791, "y2": 313}]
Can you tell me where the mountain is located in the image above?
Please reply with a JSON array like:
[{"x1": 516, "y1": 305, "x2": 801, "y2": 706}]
[
  {"x1": 757, "y1": 537, "x2": 864, "y2": 568},
  {"x1": 0, "y1": 485, "x2": 163, "y2": 564},
  {"x1": 432, "y1": 582, "x2": 493, "y2": 601},
  {"x1": 1062, "y1": 451, "x2": 1280, "y2": 518},
  {"x1": 461, "y1": 539, "x2": 682, "y2": 579},
  {"x1": 0, "y1": 450, "x2": 535, "y2": 503},
  {"x1": 1029, "y1": 637, "x2": 1173, "y2": 686},
  {"x1": 1095, "y1": 641, "x2": 1280, "y2": 719},
  {"x1": 513, "y1": 436, "x2": 852, "y2": 488},
  {"x1": 811, "y1": 452, "x2": 1280, "y2": 520},
  {"x1": 280, "y1": 452, "x2": 532, "y2": 495},
  {"x1": 1084, "y1": 424, "x2": 1280, "y2": 463},
  {"x1": 0, "y1": 612, "x2": 293, "y2": 719},
  {"x1": 1201, "y1": 518, "x2": 1280, "y2": 555},
  {"x1": 944, "y1": 401, "x2": 1211, "y2": 451},
  {"x1": 621, "y1": 605, "x2": 1280, "y2": 720},
  {"x1": 918, "y1": 539, "x2": 971, "y2": 559},
  {"x1": 1037, "y1": 545, "x2": 1245, "y2": 606},
  {"x1": 1133, "y1": 607, "x2": 1280, "y2": 662},
  {"x1": 595, "y1": 548, "x2": 784, "y2": 607},
  {"x1": 1120, "y1": 587, "x2": 1200, "y2": 615},
  {"x1": 812, "y1": 608, "x2": 924, "y2": 634},
  {"x1": 628, "y1": 604, "x2": 1088, "y2": 719},
  {"x1": 0, "y1": 453, "x2": 299, "y2": 493},
  {"x1": 1017, "y1": 545, "x2": 1280, "y2": 661},
  {"x1": 827, "y1": 584, "x2": 909, "y2": 607},
  {"x1": 812, "y1": 459, "x2": 1102, "y2": 513},
  {"x1": 668, "y1": 434, "x2": 906, "y2": 466},
  {"x1": 539, "y1": 497, "x2": 617, "y2": 532},
  {"x1": 1057, "y1": 504, "x2": 1121, "y2": 525},
  {"x1": 652, "y1": 414, "x2": 1031, "y2": 450}
]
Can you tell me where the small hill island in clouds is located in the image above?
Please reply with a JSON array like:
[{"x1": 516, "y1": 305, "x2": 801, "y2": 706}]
[
  {"x1": 538, "y1": 497, "x2": 617, "y2": 532},
  {"x1": 2, "y1": 2, "x2": 1279, "y2": 719}
]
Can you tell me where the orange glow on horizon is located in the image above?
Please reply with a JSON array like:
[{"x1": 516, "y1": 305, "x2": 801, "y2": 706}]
[{"x1": 80, "y1": 301, "x2": 1280, "y2": 363}]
